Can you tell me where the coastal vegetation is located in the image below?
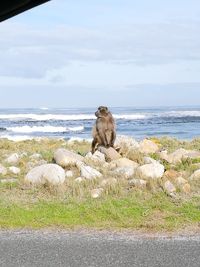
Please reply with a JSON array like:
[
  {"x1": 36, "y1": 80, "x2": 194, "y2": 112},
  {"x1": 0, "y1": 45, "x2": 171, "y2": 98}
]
[{"x1": 0, "y1": 136, "x2": 199, "y2": 232}]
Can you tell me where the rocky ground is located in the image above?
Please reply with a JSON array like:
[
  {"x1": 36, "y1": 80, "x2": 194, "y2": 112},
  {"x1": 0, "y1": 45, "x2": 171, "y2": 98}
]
[{"x1": 0, "y1": 136, "x2": 200, "y2": 198}]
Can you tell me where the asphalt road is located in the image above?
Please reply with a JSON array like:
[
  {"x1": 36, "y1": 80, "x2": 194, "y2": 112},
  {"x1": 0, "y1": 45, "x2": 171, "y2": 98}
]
[{"x1": 0, "y1": 230, "x2": 199, "y2": 267}]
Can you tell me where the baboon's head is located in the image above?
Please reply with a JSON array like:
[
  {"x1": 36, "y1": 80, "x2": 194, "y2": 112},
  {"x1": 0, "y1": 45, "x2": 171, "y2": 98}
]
[{"x1": 95, "y1": 106, "x2": 109, "y2": 117}]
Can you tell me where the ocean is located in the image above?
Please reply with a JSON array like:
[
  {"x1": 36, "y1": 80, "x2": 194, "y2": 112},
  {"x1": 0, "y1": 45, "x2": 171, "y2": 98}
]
[{"x1": 0, "y1": 107, "x2": 200, "y2": 141}]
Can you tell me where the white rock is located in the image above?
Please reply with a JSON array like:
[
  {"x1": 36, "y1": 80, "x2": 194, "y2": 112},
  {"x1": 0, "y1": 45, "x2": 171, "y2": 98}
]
[
  {"x1": 115, "y1": 135, "x2": 139, "y2": 151},
  {"x1": 143, "y1": 157, "x2": 159, "y2": 164},
  {"x1": 91, "y1": 188, "x2": 104, "y2": 198},
  {"x1": 136, "y1": 163, "x2": 165, "y2": 180},
  {"x1": 139, "y1": 139, "x2": 159, "y2": 154},
  {"x1": 109, "y1": 158, "x2": 138, "y2": 169},
  {"x1": 0, "y1": 164, "x2": 7, "y2": 175},
  {"x1": 5, "y1": 153, "x2": 19, "y2": 165},
  {"x1": 65, "y1": 170, "x2": 74, "y2": 178},
  {"x1": 80, "y1": 165, "x2": 102, "y2": 180},
  {"x1": 8, "y1": 166, "x2": 20, "y2": 175},
  {"x1": 164, "y1": 180, "x2": 176, "y2": 194},
  {"x1": 54, "y1": 148, "x2": 84, "y2": 167},
  {"x1": 74, "y1": 177, "x2": 85, "y2": 183},
  {"x1": 114, "y1": 166, "x2": 135, "y2": 179},
  {"x1": 85, "y1": 151, "x2": 105, "y2": 163},
  {"x1": 129, "y1": 179, "x2": 147, "y2": 187},
  {"x1": 98, "y1": 146, "x2": 121, "y2": 161},
  {"x1": 25, "y1": 164, "x2": 65, "y2": 185},
  {"x1": 163, "y1": 148, "x2": 189, "y2": 164},
  {"x1": 189, "y1": 169, "x2": 200, "y2": 181},
  {"x1": 30, "y1": 153, "x2": 42, "y2": 160},
  {"x1": 176, "y1": 176, "x2": 187, "y2": 186}
]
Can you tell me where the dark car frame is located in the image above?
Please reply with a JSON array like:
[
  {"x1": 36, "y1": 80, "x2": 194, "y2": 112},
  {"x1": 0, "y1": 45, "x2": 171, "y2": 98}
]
[{"x1": 0, "y1": 0, "x2": 50, "y2": 22}]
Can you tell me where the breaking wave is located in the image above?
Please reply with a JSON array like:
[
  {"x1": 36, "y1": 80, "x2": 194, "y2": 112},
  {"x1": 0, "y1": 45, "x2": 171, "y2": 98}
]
[{"x1": 7, "y1": 125, "x2": 84, "y2": 133}]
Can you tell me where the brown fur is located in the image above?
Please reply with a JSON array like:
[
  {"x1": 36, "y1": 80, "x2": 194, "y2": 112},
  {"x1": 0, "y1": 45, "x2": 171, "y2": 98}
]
[{"x1": 91, "y1": 106, "x2": 116, "y2": 153}]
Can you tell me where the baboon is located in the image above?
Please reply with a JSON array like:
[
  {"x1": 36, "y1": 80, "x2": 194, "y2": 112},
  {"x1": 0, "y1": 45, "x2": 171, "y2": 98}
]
[{"x1": 91, "y1": 106, "x2": 116, "y2": 153}]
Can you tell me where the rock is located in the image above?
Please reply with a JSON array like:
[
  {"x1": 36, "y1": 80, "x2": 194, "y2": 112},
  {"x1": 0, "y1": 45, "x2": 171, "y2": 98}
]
[
  {"x1": 164, "y1": 149, "x2": 189, "y2": 164},
  {"x1": 74, "y1": 177, "x2": 85, "y2": 183},
  {"x1": 143, "y1": 157, "x2": 159, "y2": 164},
  {"x1": 0, "y1": 178, "x2": 18, "y2": 184},
  {"x1": 54, "y1": 148, "x2": 84, "y2": 167},
  {"x1": 159, "y1": 150, "x2": 169, "y2": 161},
  {"x1": 139, "y1": 139, "x2": 159, "y2": 154},
  {"x1": 85, "y1": 151, "x2": 105, "y2": 163},
  {"x1": 113, "y1": 166, "x2": 136, "y2": 179},
  {"x1": 164, "y1": 180, "x2": 176, "y2": 194},
  {"x1": 91, "y1": 188, "x2": 104, "y2": 198},
  {"x1": 100, "y1": 178, "x2": 117, "y2": 187},
  {"x1": 181, "y1": 183, "x2": 191, "y2": 194},
  {"x1": 109, "y1": 158, "x2": 138, "y2": 169},
  {"x1": 80, "y1": 165, "x2": 102, "y2": 180},
  {"x1": 129, "y1": 179, "x2": 147, "y2": 188},
  {"x1": 189, "y1": 169, "x2": 200, "y2": 181},
  {"x1": 136, "y1": 163, "x2": 165, "y2": 180},
  {"x1": 65, "y1": 170, "x2": 74, "y2": 178},
  {"x1": 164, "y1": 170, "x2": 180, "y2": 180},
  {"x1": 26, "y1": 160, "x2": 48, "y2": 171},
  {"x1": 30, "y1": 153, "x2": 42, "y2": 160},
  {"x1": 25, "y1": 164, "x2": 65, "y2": 185},
  {"x1": 97, "y1": 146, "x2": 121, "y2": 161},
  {"x1": 176, "y1": 176, "x2": 187, "y2": 186},
  {"x1": 5, "y1": 153, "x2": 19, "y2": 165},
  {"x1": 185, "y1": 151, "x2": 200, "y2": 159},
  {"x1": 8, "y1": 166, "x2": 20, "y2": 175},
  {"x1": 0, "y1": 164, "x2": 7, "y2": 175},
  {"x1": 114, "y1": 135, "x2": 139, "y2": 153}
]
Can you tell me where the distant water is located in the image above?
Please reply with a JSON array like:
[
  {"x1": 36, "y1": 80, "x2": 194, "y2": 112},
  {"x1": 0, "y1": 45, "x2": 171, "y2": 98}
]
[{"x1": 0, "y1": 107, "x2": 200, "y2": 141}]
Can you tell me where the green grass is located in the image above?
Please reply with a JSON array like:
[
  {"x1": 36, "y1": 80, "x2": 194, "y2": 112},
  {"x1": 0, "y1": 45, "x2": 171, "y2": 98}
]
[
  {"x1": 0, "y1": 137, "x2": 200, "y2": 232},
  {"x1": 0, "y1": 193, "x2": 199, "y2": 231}
]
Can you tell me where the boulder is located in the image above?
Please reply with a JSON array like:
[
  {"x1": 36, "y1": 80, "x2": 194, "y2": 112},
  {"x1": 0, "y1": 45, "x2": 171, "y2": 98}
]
[
  {"x1": 181, "y1": 183, "x2": 191, "y2": 194},
  {"x1": 25, "y1": 164, "x2": 65, "y2": 185},
  {"x1": 136, "y1": 163, "x2": 164, "y2": 180},
  {"x1": 164, "y1": 170, "x2": 180, "y2": 180},
  {"x1": 30, "y1": 153, "x2": 42, "y2": 160},
  {"x1": 185, "y1": 151, "x2": 200, "y2": 159},
  {"x1": 163, "y1": 180, "x2": 176, "y2": 194},
  {"x1": 91, "y1": 188, "x2": 104, "y2": 198},
  {"x1": 114, "y1": 135, "x2": 139, "y2": 153},
  {"x1": 189, "y1": 169, "x2": 200, "y2": 181},
  {"x1": 8, "y1": 166, "x2": 20, "y2": 175},
  {"x1": 143, "y1": 157, "x2": 159, "y2": 164},
  {"x1": 54, "y1": 148, "x2": 84, "y2": 167},
  {"x1": 5, "y1": 153, "x2": 19, "y2": 165},
  {"x1": 113, "y1": 166, "x2": 136, "y2": 179},
  {"x1": 128, "y1": 179, "x2": 147, "y2": 188},
  {"x1": 176, "y1": 176, "x2": 187, "y2": 186},
  {"x1": 162, "y1": 149, "x2": 192, "y2": 164},
  {"x1": 74, "y1": 177, "x2": 85, "y2": 183},
  {"x1": 0, "y1": 164, "x2": 7, "y2": 175},
  {"x1": 80, "y1": 165, "x2": 102, "y2": 180},
  {"x1": 85, "y1": 151, "x2": 105, "y2": 163},
  {"x1": 109, "y1": 158, "x2": 138, "y2": 169},
  {"x1": 97, "y1": 146, "x2": 121, "y2": 161},
  {"x1": 139, "y1": 139, "x2": 159, "y2": 154}
]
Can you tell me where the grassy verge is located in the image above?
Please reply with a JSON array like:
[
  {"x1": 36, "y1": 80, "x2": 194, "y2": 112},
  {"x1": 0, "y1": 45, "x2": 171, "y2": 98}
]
[
  {"x1": 0, "y1": 192, "x2": 199, "y2": 232},
  {"x1": 0, "y1": 137, "x2": 200, "y2": 232}
]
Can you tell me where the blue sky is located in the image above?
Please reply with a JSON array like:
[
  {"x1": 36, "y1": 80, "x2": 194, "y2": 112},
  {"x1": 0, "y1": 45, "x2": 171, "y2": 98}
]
[{"x1": 0, "y1": 0, "x2": 200, "y2": 108}]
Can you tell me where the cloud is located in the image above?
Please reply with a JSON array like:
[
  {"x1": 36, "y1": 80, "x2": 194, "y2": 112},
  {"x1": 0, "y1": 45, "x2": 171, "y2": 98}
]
[{"x1": 0, "y1": 20, "x2": 200, "y2": 80}]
